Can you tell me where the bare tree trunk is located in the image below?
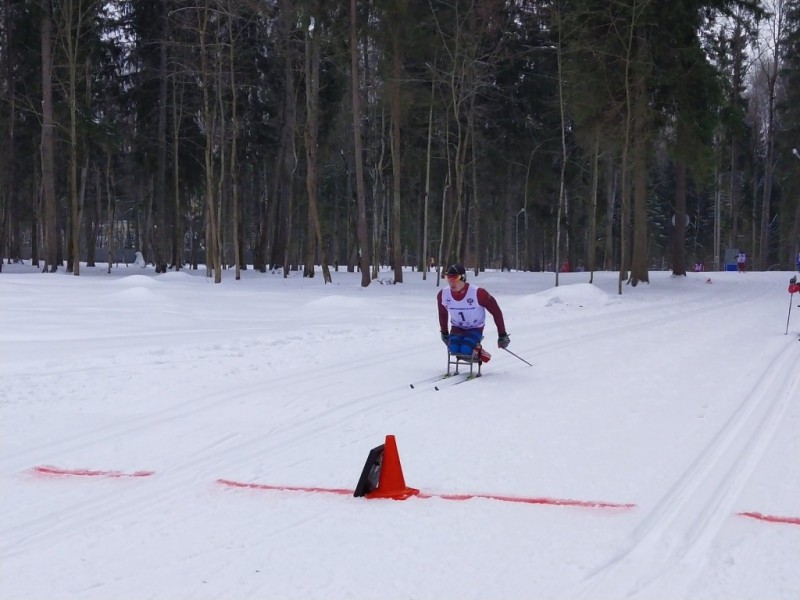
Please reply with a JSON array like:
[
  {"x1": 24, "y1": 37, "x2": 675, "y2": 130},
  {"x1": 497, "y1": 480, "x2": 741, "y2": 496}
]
[
  {"x1": 226, "y1": 1, "x2": 241, "y2": 280},
  {"x1": 604, "y1": 154, "x2": 615, "y2": 271},
  {"x1": 278, "y1": 0, "x2": 297, "y2": 278},
  {"x1": 303, "y1": 4, "x2": 331, "y2": 283},
  {"x1": 555, "y1": 184, "x2": 563, "y2": 286},
  {"x1": 522, "y1": 148, "x2": 537, "y2": 273},
  {"x1": 389, "y1": 18, "x2": 403, "y2": 283},
  {"x1": 588, "y1": 133, "x2": 599, "y2": 282},
  {"x1": 422, "y1": 74, "x2": 434, "y2": 282},
  {"x1": 0, "y1": 0, "x2": 14, "y2": 271},
  {"x1": 437, "y1": 158, "x2": 451, "y2": 280},
  {"x1": 215, "y1": 52, "x2": 227, "y2": 271},
  {"x1": 255, "y1": 166, "x2": 269, "y2": 272},
  {"x1": 469, "y1": 107, "x2": 480, "y2": 275},
  {"x1": 369, "y1": 115, "x2": 385, "y2": 281},
  {"x1": 77, "y1": 159, "x2": 88, "y2": 264},
  {"x1": 31, "y1": 154, "x2": 41, "y2": 267},
  {"x1": 751, "y1": 148, "x2": 757, "y2": 266},
  {"x1": 198, "y1": 2, "x2": 221, "y2": 282},
  {"x1": 171, "y1": 75, "x2": 184, "y2": 269},
  {"x1": 105, "y1": 154, "x2": 115, "y2": 273},
  {"x1": 350, "y1": 0, "x2": 370, "y2": 287},
  {"x1": 84, "y1": 164, "x2": 100, "y2": 267},
  {"x1": 757, "y1": 0, "x2": 784, "y2": 269},
  {"x1": 629, "y1": 37, "x2": 650, "y2": 286},
  {"x1": 713, "y1": 165, "x2": 725, "y2": 262},
  {"x1": 441, "y1": 126, "x2": 459, "y2": 268},
  {"x1": 40, "y1": 1, "x2": 58, "y2": 272},
  {"x1": 61, "y1": 0, "x2": 81, "y2": 275},
  {"x1": 672, "y1": 160, "x2": 687, "y2": 276},
  {"x1": 555, "y1": 15, "x2": 567, "y2": 287},
  {"x1": 616, "y1": 3, "x2": 639, "y2": 294},
  {"x1": 729, "y1": 136, "x2": 739, "y2": 249},
  {"x1": 154, "y1": 0, "x2": 169, "y2": 273},
  {"x1": 144, "y1": 175, "x2": 154, "y2": 264}
]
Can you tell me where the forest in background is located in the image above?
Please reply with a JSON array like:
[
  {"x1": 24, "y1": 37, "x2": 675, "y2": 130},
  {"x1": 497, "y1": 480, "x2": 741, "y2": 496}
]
[{"x1": 1, "y1": 0, "x2": 799, "y2": 288}]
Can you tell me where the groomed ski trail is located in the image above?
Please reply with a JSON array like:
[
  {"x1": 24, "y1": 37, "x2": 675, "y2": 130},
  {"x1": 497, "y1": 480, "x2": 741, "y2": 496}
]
[{"x1": 572, "y1": 339, "x2": 800, "y2": 599}]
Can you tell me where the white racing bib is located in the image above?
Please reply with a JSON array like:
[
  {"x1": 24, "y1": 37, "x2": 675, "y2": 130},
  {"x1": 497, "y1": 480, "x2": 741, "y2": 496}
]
[{"x1": 442, "y1": 285, "x2": 486, "y2": 329}]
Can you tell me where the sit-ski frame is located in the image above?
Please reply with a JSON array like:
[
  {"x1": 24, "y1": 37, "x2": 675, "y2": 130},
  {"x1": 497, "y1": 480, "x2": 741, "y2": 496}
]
[{"x1": 446, "y1": 347, "x2": 483, "y2": 378}]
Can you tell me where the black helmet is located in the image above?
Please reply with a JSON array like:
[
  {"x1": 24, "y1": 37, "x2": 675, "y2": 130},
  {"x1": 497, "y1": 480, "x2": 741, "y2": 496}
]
[{"x1": 446, "y1": 264, "x2": 466, "y2": 281}]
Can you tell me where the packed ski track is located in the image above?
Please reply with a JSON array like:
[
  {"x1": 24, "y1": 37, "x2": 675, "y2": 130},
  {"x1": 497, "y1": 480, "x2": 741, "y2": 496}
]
[
  {"x1": 1, "y1": 267, "x2": 798, "y2": 599},
  {"x1": 573, "y1": 340, "x2": 799, "y2": 599}
]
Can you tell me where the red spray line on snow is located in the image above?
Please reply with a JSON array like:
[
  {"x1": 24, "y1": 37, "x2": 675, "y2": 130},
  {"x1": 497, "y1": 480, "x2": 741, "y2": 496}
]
[
  {"x1": 217, "y1": 479, "x2": 353, "y2": 496},
  {"x1": 417, "y1": 491, "x2": 635, "y2": 509},
  {"x1": 28, "y1": 467, "x2": 798, "y2": 521},
  {"x1": 216, "y1": 478, "x2": 635, "y2": 510},
  {"x1": 219, "y1": 435, "x2": 632, "y2": 509},
  {"x1": 738, "y1": 511, "x2": 800, "y2": 526},
  {"x1": 32, "y1": 465, "x2": 155, "y2": 478}
]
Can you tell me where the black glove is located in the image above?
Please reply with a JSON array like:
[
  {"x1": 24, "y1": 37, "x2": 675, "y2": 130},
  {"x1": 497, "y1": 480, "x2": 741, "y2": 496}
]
[
  {"x1": 441, "y1": 331, "x2": 449, "y2": 346},
  {"x1": 791, "y1": 276, "x2": 797, "y2": 285},
  {"x1": 498, "y1": 333, "x2": 510, "y2": 349}
]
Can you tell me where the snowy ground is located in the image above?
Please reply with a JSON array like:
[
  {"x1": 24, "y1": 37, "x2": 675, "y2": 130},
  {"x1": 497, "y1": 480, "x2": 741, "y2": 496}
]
[{"x1": 1, "y1": 263, "x2": 798, "y2": 600}]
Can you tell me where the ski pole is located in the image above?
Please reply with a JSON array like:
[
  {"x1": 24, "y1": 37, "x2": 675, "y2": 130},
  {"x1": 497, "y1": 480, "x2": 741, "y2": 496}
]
[
  {"x1": 786, "y1": 293, "x2": 794, "y2": 335},
  {"x1": 503, "y1": 347, "x2": 533, "y2": 367}
]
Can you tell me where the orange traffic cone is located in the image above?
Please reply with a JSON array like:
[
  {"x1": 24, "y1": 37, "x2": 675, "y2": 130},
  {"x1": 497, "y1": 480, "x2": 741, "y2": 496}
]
[{"x1": 366, "y1": 435, "x2": 420, "y2": 500}]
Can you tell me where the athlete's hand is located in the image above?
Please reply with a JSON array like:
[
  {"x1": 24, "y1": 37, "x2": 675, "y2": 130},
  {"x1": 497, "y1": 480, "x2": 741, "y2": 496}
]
[{"x1": 498, "y1": 333, "x2": 510, "y2": 349}]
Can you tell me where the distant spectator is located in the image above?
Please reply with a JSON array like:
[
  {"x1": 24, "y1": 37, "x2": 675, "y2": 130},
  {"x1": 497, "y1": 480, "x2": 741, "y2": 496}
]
[
  {"x1": 796, "y1": 251, "x2": 800, "y2": 273},
  {"x1": 737, "y1": 252, "x2": 747, "y2": 273},
  {"x1": 694, "y1": 262, "x2": 704, "y2": 272}
]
